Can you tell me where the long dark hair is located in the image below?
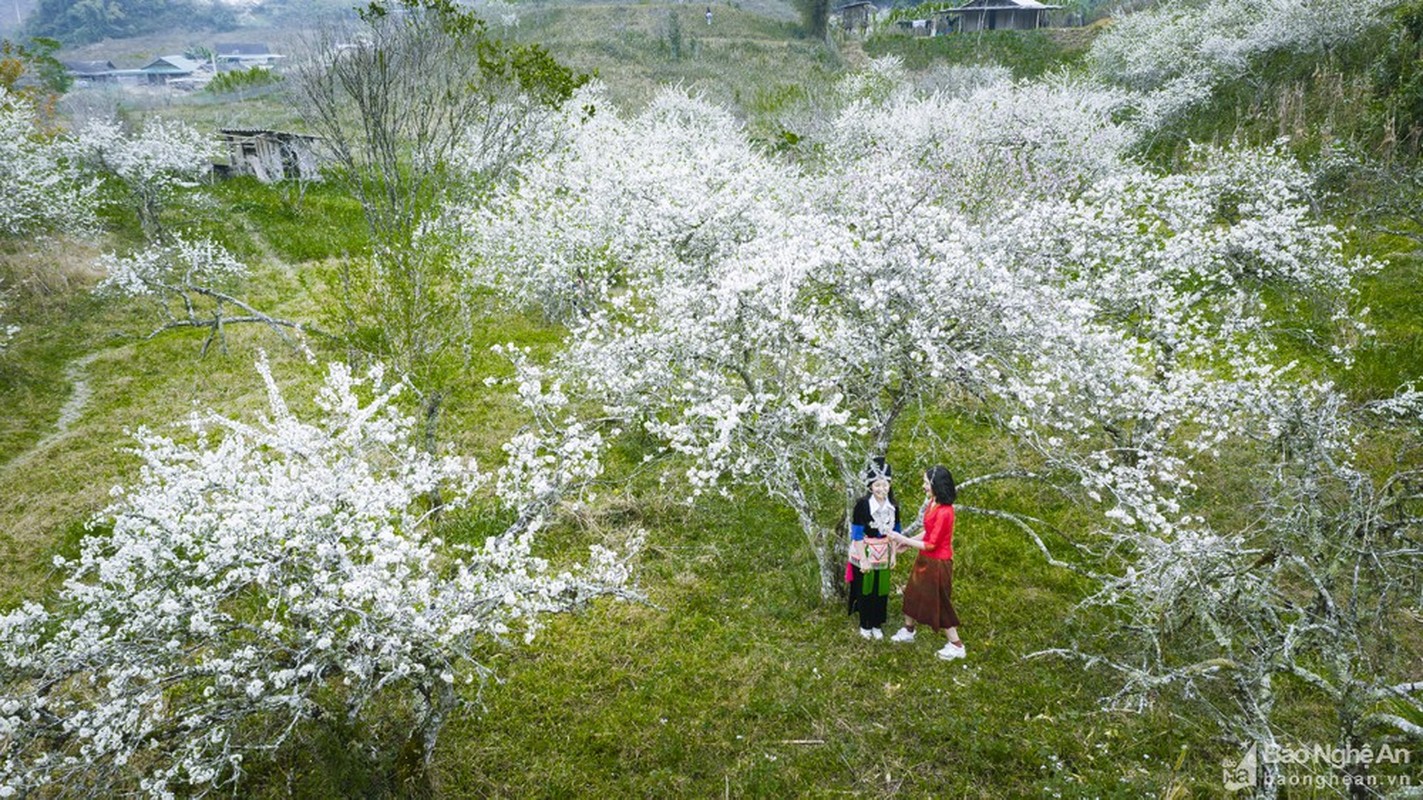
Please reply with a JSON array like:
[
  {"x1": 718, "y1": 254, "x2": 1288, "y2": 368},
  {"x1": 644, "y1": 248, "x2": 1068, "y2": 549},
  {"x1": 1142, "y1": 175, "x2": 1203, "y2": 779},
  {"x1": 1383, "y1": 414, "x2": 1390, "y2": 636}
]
[{"x1": 925, "y1": 465, "x2": 956, "y2": 505}]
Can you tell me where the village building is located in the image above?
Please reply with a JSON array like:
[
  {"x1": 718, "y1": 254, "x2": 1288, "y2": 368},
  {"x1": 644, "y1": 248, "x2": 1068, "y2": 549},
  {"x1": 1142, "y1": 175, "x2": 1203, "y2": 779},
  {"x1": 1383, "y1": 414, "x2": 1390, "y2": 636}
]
[
  {"x1": 835, "y1": 1, "x2": 878, "y2": 34},
  {"x1": 214, "y1": 43, "x2": 283, "y2": 71},
  {"x1": 137, "y1": 55, "x2": 206, "y2": 86},
  {"x1": 61, "y1": 60, "x2": 118, "y2": 84},
  {"x1": 949, "y1": 0, "x2": 1059, "y2": 31}
]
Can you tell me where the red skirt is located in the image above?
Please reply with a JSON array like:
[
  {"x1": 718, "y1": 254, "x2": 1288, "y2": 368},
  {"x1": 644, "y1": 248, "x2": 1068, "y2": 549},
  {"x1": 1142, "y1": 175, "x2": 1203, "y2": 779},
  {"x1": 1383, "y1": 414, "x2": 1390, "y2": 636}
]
[{"x1": 901, "y1": 554, "x2": 959, "y2": 632}]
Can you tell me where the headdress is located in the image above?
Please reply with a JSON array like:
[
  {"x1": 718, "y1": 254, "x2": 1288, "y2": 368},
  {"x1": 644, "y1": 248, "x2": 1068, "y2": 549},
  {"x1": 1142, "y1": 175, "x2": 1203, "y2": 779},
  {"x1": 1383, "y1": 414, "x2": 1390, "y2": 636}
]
[{"x1": 864, "y1": 456, "x2": 892, "y2": 486}]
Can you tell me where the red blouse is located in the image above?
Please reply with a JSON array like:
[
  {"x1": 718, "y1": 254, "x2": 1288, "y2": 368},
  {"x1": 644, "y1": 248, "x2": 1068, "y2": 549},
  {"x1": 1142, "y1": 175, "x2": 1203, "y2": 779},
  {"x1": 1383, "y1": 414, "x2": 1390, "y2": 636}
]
[{"x1": 921, "y1": 504, "x2": 954, "y2": 560}]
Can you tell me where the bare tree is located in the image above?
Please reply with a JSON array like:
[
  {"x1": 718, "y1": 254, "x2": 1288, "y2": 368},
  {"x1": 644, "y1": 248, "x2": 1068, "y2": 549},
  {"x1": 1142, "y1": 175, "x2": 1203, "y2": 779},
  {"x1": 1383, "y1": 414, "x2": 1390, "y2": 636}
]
[
  {"x1": 287, "y1": 0, "x2": 586, "y2": 455},
  {"x1": 1034, "y1": 387, "x2": 1423, "y2": 798}
]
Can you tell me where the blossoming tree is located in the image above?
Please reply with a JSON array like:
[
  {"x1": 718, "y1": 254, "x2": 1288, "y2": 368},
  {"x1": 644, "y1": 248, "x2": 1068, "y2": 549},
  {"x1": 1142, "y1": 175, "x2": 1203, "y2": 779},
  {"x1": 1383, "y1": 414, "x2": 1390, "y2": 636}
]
[
  {"x1": 1030, "y1": 377, "x2": 1423, "y2": 797},
  {"x1": 72, "y1": 115, "x2": 217, "y2": 238},
  {"x1": 0, "y1": 357, "x2": 640, "y2": 797},
  {"x1": 1088, "y1": 0, "x2": 1398, "y2": 128},
  {"x1": 447, "y1": 53, "x2": 1423, "y2": 787},
  {"x1": 0, "y1": 84, "x2": 99, "y2": 240},
  {"x1": 95, "y1": 236, "x2": 314, "y2": 355},
  {"x1": 287, "y1": 0, "x2": 588, "y2": 454},
  {"x1": 453, "y1": 72, "x2": 1375, "y2": 605}
]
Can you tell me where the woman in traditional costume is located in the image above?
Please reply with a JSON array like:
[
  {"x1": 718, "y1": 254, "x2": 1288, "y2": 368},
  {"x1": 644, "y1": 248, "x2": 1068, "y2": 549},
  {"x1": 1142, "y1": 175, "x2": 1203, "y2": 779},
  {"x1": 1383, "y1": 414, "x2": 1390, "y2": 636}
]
[{"x1": 847, "y1": 458, "x2": 900, "y2": 640}]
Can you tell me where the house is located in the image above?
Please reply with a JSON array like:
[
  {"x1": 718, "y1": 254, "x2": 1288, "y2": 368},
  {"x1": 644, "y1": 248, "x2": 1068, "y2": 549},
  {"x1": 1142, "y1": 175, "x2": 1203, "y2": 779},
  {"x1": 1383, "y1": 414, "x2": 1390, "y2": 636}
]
[
  {"x1": 216, "y1": 129, "x2": 325, "y2": 184},
  {"x1": 214, "y1": 43, "x2": 282, "y2": 70},
  {"x1": 836, "y1": 1, "x2": 878, "y2": 33},
  {"x1": 948, "y1": 0, "x2": 1060, "y2": 31},
  {"x1": 894, "y1": 16, "x2": 939, "y2": 35},
  {"x1": 62, "y1": 60, "x2": 118, "y2": 83},
  {"x1": 137, "y1": 55, "x2": 205, "y2": 85}
]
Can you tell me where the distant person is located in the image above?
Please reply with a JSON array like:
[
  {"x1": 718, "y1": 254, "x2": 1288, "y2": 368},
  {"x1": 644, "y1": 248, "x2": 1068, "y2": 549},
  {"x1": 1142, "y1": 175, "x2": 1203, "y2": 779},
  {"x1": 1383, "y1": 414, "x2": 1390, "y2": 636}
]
[
  {"x1": 846, "y1": 458, "x2": 900, "y2": 640},
  {"x1": 887, "y1": 465, "x2": 965, "y2": 660},
  {"x1": 706, "y1": 6, "x2": 713, "y2": 24}
]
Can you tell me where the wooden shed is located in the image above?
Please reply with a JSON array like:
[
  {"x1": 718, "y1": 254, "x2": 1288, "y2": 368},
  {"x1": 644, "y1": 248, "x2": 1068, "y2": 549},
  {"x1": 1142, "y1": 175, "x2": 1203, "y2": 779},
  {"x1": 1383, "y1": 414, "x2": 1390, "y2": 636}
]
[
  {"x1": 836, "y1": 1, "x2": 878, "y2": 33},
  {"x1": 217, "y1": 129, "x2": 325, "y2": 183}
]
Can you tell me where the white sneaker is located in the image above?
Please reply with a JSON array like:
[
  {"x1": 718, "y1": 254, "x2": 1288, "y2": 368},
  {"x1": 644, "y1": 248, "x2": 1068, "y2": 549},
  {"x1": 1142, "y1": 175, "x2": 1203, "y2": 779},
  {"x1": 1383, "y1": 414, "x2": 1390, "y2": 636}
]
[
  {"x1": 871, "y1": 628, "x2": 884, "y2": 640},
  {"x1": 859, "y1": 627, "x2": 874, "y2": 640},
  {"x1": 936, "y1": 641, "x2": 966, "y2": 661},
  {"x1": 890, "y1": 627, "x2": 915, "y2": 643}
]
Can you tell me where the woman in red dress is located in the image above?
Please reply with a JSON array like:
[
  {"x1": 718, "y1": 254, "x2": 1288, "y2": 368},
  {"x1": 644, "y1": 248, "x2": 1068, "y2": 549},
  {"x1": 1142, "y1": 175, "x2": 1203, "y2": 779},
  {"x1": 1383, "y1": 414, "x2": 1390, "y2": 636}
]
[{"x1": 887, "y1": 465, "x2": 965, "y2": 660}]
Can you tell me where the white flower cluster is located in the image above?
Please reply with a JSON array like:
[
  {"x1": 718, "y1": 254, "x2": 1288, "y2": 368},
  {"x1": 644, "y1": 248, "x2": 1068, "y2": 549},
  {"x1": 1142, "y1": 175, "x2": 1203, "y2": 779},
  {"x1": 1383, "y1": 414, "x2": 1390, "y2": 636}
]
[
  {"x1": 0, "y1": 86, "x2": 100, "y2": 238},
  {"x1": 457, "y1": 84, "x2": 796, "y2": 321},
  {"x1": 73, "y1": 115, "x2": 218, "y2": 195},
  {"x1": 979, "y1": 140, "x2": 1376, "y2": 532},
  {"x1": 95, "y1": 235, "x2": 248, "y2": 298},
  {"x1": 452, "y1": 65, "x2": 1374, "y2": 598},
  {"x1": 823, "y1": 66, "x2": 1137, "y2": 221},
  {"x1": 0, "y1": 357, "x2": 639, "y2": 797},
  {"x1": 489, "y1": 345, "x2": 608, "y2": 512},
  {"x1": 1089, "y1": 0, "x2": 1397, "y2": 126}
]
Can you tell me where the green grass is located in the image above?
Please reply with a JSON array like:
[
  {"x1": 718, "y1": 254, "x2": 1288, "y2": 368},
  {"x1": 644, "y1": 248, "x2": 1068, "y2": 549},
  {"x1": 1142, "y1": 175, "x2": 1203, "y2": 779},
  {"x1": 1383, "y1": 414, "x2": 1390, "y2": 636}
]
[
  {"x1": 1351, "y1": 247, "x2": 1423, "y2": 397},
  {"x1": 0, "y1": 190, "x2": 1240, "y2": 794},
  {"x1": 194, "y1": 177, "x2": 372, "y2": 263},
  {"x1": 231, "y1": 486, "x2": 1212, "y2": 797}
]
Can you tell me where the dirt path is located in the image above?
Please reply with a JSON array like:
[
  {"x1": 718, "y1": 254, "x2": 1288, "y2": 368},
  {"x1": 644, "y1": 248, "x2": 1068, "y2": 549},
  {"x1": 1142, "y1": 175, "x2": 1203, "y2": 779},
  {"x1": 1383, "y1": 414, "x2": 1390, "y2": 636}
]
[
  {"x1": 840, "y1": 35, "x2": 870, "y2": 70},
  {"x1": 3, "y1": 350, "x2": 102, "y2": 473}
]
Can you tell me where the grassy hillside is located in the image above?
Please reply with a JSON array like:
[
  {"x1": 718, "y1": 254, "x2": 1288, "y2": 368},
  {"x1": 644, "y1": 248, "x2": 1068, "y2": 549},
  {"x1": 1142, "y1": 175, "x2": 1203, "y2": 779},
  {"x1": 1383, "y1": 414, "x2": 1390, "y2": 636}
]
[
  {"x1": 3, "y1": 2, "x2": 1422, "y2": 797},
  {"x1": 0, "y1": 177, "x2": 1173, "y2": 796},
  {"x1": 506, "y1": 3, "x2": 840, "y2": 111}
]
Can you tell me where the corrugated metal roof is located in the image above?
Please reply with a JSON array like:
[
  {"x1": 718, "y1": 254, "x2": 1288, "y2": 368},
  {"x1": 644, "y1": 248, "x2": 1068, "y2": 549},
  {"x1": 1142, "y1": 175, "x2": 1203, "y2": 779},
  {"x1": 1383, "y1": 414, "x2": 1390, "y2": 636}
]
[
  {"x1": 218, "y1": 128, "x2": 323, "y2": 139},
  {"x1": 140, "y1": 55, "x2": 202, "y2": 74},
  {"x1": 954, "y1": 0, "x2": 1060, "y2": 9}
]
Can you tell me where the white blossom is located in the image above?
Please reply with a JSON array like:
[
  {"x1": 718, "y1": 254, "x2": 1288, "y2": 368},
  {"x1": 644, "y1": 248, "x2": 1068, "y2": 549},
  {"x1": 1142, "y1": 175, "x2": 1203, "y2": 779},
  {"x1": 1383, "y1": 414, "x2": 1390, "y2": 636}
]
[
  {"x1": 450, "y1": 74, "x2": 1372, "y2": 601},
  {"x1": 0, "y1": 85, "x2": 100, "y2": 238},
  {"x1": 0, "y1": 292, "x2": 15, "y2": 357},
  {"x1": 1089, "y1": 0, "x2": 1397, "y2": 127},
  {"x1": 96, "y1": 236, "x2": 248, "y2": 299},
  {"x1": 72, "y1": 115, "x2": 218, "y2": 234},
  {"x1": 0, "y1": 357, "x2": 640, "y2": 797}
]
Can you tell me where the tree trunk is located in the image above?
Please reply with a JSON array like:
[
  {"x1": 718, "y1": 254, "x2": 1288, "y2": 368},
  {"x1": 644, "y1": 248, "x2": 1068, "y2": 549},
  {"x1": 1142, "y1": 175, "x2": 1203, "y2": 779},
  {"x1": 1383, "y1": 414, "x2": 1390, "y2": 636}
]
[
  {"x1": 780, "y1": 474, "x2": 840, "y2": 601},
  {"x1": 813, "y1": 536, "x2": 838, "y2": 601}
]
